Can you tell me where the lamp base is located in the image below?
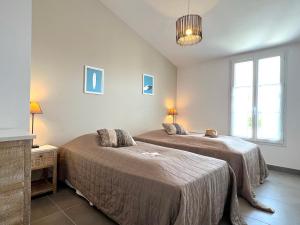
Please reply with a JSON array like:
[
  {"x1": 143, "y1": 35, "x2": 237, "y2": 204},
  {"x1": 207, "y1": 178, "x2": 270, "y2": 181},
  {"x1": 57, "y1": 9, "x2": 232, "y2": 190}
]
[{"x1": 32, "y1": 145, "x2": 40, "y2": 149}]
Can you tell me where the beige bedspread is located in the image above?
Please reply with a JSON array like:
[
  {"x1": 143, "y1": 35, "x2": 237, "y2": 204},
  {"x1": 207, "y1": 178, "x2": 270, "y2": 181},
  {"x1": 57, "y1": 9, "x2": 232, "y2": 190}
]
[
  {"x1": 134, "y1": 130, "x2": 274, "y2": 213},
  {"x1": 59, "y1": 134, "x2": 245, "y2": 225}
]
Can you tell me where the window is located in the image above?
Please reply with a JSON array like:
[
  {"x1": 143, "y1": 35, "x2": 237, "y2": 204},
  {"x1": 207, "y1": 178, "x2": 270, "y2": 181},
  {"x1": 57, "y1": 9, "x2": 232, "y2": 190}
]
[{"x1": 231, "y1": 55, "x2": 285, "y2": 144}]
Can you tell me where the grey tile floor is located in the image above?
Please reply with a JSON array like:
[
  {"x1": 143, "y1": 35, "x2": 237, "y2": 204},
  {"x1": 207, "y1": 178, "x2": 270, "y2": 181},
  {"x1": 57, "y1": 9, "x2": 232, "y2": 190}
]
[{"x1": 31, "y1": 170, "x2": 300, "y2": 225}]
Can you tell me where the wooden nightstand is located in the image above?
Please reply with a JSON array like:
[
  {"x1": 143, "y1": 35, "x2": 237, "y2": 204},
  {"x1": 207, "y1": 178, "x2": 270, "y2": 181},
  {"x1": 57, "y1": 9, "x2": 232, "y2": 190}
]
[{"x1": 31, "y1": 145, "x2": 57, "y2": 197}]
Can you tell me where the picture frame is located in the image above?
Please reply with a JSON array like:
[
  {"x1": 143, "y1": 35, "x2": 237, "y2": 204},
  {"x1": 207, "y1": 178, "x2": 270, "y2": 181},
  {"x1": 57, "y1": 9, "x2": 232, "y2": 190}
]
[
  {"x1": 143, "y1": 74, "x2": 154, "y2": 95},
  {"x1": 84, "y1": 65, "x2": 104, "y2": 95}
]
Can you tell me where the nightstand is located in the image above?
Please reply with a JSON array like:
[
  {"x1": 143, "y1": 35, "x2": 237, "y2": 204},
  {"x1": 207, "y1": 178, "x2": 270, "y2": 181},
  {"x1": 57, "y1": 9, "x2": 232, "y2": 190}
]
[{"x1": 31, "y1": 145, "x2": 58, "y2": 197}]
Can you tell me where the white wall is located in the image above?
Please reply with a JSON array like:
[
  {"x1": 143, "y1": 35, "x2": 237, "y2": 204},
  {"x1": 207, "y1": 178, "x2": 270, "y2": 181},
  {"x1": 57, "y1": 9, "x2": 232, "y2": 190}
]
[
  {"x1": 0, "y1": 0, "x2": 32, "y2": 130},
  {"x1": 177, "y1": 42, "x2": 300, "y2": 170},
  {"x1": 31, "y1": 0, "x2": 177, "y2": 146}
]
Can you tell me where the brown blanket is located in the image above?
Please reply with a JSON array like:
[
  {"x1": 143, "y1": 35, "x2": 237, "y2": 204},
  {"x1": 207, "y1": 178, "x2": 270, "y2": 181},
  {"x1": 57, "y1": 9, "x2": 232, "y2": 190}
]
[
  {"x1": 134, "y1": 130, "x2": 274, "y2": 213},
  {"x1": 59, "y1": 134, "x2": 245, "y2": 225}
]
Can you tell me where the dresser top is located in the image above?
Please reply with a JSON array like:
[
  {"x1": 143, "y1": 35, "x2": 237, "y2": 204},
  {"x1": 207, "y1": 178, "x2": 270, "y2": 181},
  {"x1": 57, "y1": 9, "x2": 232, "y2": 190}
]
[{"x1": 0, "y1": 129, "x2": 35, "y2": 142}]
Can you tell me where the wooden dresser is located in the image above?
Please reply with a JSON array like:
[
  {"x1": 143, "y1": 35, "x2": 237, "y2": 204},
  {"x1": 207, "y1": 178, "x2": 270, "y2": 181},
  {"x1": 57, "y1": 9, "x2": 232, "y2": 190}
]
[{"x1": 0, "y1": 130, "x2": 34, "y2": 225}]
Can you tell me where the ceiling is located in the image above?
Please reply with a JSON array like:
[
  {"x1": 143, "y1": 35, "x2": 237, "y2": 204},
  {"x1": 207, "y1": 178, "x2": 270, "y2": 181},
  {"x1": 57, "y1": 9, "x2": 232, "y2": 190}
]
[{"x1": 98, "y1": 0, "x2": 300, "y2": 67}]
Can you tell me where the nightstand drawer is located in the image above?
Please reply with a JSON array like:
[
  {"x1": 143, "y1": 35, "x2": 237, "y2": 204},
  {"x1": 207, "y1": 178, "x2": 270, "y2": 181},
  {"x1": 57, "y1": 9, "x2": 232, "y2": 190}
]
[{"x1": 31, "y1": 152, "x2": 54, "y2": 169}]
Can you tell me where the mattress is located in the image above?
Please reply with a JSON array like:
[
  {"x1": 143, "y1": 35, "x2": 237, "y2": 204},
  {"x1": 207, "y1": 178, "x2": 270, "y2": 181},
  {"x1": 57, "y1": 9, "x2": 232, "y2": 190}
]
[
  {"x1": 59, "y1": 133, "x2": 245, "y2": 225},
  {"x1": 134, "y1": 129, "x2": 273, "y2": 213}
]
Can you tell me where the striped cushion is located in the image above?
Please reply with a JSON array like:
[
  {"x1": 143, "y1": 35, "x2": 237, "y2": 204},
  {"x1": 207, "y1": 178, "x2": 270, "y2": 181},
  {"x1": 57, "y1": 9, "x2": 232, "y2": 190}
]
[
  {"x1": 162, "y1": 123, "x2": 188, "y2": 135},
  {"x1": 97, "y1": 129, "x2": 137, "y2": 147}
]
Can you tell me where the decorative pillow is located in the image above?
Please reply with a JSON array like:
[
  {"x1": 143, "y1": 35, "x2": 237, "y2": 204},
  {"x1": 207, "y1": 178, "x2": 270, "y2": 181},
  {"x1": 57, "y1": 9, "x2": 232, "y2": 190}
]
[
  {"x1": 162, "y1": 123, "x2": 188, "y2": 135},
  {"x1": 97, "y1": 129, "x2": 136, "y2": 147},
  {"x1": 205, "y1": 129, "x2": 218, "y2": 138},
  {"x1": 162, "y1": 123, "x2": 176, "y2": 135}
]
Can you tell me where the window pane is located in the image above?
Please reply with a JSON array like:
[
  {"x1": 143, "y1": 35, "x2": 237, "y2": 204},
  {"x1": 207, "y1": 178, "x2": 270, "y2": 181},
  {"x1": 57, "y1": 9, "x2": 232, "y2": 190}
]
[
  {"x1": 231, "y1": 61, "x2": 253, "y2": 138},
  {"x1": 257, "y1": 56, "x2": 282, "y2": 142},
  {"x1": 234, "y1": 61, "x2": 253, "y2": 87},
  {"x1": 232, "y1": 87, "x2": 253, "y2": 113},
  {"x1": 257, "y1": 85, "x2": 281, "y2": 113},
  {"x1": 258, "y1": 56, "x2": 281, "y2": 85},
  {"x1": 232, "y1": 112, "x2": 253, "y2": 138},
  {"x1": 257, "y1": 113, "x2": 281, "y2": 141}
]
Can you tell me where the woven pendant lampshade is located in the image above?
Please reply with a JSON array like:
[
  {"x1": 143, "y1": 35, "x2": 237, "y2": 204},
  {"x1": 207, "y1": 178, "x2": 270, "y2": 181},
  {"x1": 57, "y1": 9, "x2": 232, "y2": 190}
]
[
  {"x1": 176, "y1": 0, "x2": 202, "y2": 46},
  {"x1": 176, "y1": 14, "x2": 202, "y2": 46}
]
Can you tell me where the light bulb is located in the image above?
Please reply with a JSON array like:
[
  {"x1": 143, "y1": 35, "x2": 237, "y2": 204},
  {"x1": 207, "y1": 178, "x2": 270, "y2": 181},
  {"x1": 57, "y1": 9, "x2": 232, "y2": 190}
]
[{"x1": 185, "y1": 29, "x2": 192, "y2": 36}]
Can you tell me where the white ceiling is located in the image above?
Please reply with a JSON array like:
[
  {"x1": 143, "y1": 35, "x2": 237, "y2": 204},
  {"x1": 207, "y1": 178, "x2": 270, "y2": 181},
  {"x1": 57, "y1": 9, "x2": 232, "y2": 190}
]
[{"x1": 98, "y1": 0, "x2": 300, "y2": 67}]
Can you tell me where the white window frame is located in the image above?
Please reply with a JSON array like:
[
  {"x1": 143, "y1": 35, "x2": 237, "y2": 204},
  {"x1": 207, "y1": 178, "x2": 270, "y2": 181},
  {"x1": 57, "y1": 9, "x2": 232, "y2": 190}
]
[{"x1": 229, "y1": 53, "x2": 287, "y2": 146}]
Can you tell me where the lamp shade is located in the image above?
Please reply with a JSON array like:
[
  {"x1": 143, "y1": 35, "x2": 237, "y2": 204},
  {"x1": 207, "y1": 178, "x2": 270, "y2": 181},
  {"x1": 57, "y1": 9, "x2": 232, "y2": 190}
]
[
  {"x1": 30, "y1": 101, "x2": 43, "y2": 114},
  {"x1": 168, "y1": 108, "x2": 178, "y2": 116},
  {"x1": 176, "y1": 14, "x2": 202, "y2": 46}
]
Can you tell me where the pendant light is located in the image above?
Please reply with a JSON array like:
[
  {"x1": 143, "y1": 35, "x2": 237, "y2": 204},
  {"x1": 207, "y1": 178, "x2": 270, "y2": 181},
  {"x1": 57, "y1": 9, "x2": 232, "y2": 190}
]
[{"x1": 176, "y1": 0, "x2": 202, "y2": 46}]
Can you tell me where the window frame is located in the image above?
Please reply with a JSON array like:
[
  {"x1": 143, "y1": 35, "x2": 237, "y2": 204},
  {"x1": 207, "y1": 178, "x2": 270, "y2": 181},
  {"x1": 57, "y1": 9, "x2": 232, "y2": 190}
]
[{"x1": 229, "y1": 53, "x2": 287, "y2": 146}]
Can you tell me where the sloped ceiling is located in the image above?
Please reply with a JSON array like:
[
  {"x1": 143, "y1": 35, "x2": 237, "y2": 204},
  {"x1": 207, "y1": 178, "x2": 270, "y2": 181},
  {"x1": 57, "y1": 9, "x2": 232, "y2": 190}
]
[{"x1": 98, "y1": 0, "x2": 300, "y2": 67}]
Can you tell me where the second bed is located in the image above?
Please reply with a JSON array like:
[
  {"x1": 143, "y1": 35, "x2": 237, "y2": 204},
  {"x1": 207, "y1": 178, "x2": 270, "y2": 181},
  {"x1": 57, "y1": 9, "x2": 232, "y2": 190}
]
[{"x1": 134, "y1": 129, "x2": 273, "y2": 213}]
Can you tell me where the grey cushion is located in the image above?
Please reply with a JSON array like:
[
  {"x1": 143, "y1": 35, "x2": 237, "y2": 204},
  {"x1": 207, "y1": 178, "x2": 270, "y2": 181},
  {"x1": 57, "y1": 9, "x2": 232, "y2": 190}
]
[
  {"x1": 97, "y1": 129, "x2": 136, "y2": 147},
  {"x1": 162, "y1": 123, "x2": 188, "y2": 135}
]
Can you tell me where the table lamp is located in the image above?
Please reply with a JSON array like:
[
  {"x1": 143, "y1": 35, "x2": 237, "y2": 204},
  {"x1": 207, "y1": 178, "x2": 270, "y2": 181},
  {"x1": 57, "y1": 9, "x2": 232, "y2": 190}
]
[
  {"x1": 30, "y1": 101, "x2": 43, "y2": 148},
  {"x1": 168, "y1": 108, "x2": 178, "y2": 124}
]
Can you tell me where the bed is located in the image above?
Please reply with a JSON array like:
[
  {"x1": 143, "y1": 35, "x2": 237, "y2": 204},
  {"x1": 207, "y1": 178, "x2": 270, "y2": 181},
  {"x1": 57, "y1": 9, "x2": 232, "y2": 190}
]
[
  {"x1": 59, "y1": 133, "x2": 245, "y2": 225},
  {"x1": 134, "y1": 129, "x2": 273, "y2": 213}
]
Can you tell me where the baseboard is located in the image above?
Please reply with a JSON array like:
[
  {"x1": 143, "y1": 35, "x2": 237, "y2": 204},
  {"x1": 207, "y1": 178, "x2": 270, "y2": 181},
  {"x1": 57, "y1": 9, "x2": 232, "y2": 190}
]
[{"x1": 268, "y1": 164, "x2": 300, "y2": 176}]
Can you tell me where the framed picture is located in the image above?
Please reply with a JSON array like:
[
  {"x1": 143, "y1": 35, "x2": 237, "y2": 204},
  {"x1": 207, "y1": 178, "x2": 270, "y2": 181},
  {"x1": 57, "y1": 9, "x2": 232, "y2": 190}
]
[
  {"x1": 84, "y1": 65, "x2": 104, "y2": 95},
  {"x1": 143, "y1": 74, "x2": 154, "y2": 95}
]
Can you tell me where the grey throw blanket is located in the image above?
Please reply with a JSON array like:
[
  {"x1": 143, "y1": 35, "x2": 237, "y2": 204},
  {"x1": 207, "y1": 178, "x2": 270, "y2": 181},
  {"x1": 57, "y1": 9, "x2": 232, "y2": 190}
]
[{"x1": 59, "y1": 134, "x2": 246, "y2": 225}]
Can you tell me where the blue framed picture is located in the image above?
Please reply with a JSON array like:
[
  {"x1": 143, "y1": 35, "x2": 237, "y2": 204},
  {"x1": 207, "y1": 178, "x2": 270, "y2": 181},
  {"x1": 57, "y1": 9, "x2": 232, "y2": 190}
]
[
  {"x1": 84, "y1": 65, "x2": 104, "y2": 95},
  {"x1": 143, "y1": 74, "x2": 154, "y2": 95}
]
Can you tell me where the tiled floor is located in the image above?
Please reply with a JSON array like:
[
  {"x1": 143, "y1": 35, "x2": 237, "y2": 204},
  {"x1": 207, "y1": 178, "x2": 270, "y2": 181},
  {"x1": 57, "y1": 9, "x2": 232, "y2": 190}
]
[{"x1": 31, "y1": 170, "x2": 300, "y2": 225}]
